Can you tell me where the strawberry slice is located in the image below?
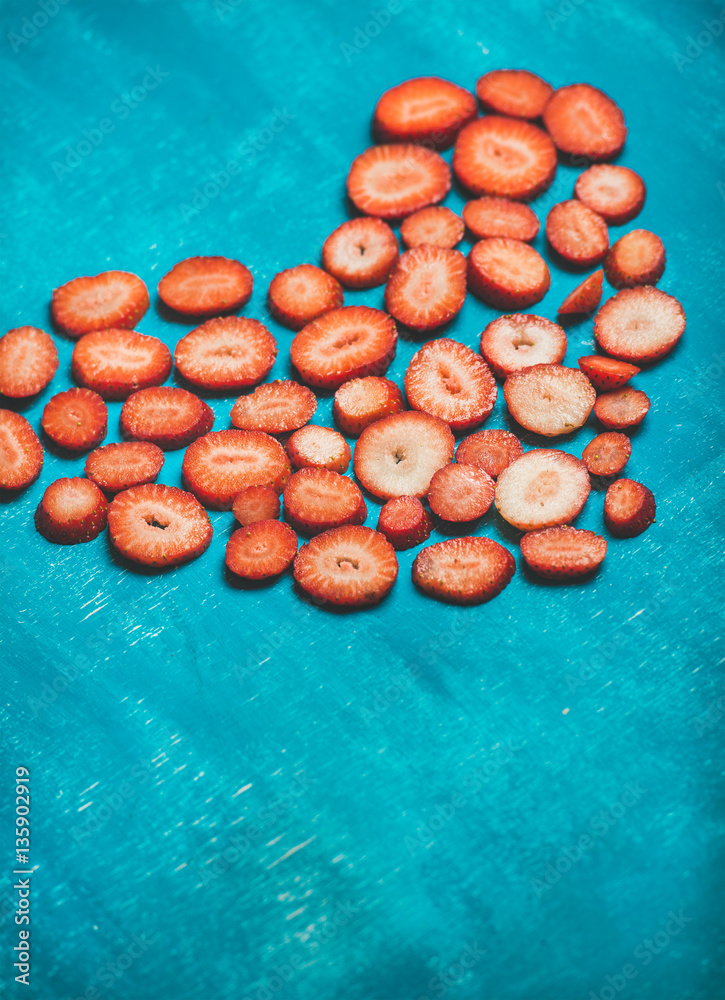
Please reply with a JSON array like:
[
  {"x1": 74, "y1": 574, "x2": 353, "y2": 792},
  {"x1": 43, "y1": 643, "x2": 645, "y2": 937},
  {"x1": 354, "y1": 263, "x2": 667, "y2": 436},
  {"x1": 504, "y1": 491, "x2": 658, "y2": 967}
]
[
  {"x1": 603, "y1": 229, "x2": 666, "y2": 288},
  {"x1": 455, "y1": 429, "x2": 523, "y2": 478},
  {"x1": 376, "y1": 496, "x2": 432, "y2": 550},
  {"x1": 604, "y1": 478, "x2": 656, "y2": 537},
  {"x1": 428, "y1": 463, "x2": 495, "y2": 521},
  {"x1": 0, "y1": 326, "x2": 58, "y2": 398},
  {"x1": 372, "y1": 76, "x2": 477, "y2": 149},
  {"x1": 594, "y1": 387, "x2": 650, "y2": 430},
  {"x1": 495, "y1": 449, "x2": 590, "y2": 531},
  {"x1": 467, "y1": 238, "x2": 550, "y2": 310},
  {"x1": 226, "y1": 520, "x2": 298, "y2": 580},
  {"x1": 462, "y1": 197, "x2": 540, "y2": 242},
  {"x1": 546, "y1": 200, "x2": 609, "y2": 268},
  {"x1": 182, "y1": 429, "x2": 291, "y2": 510},
  {"x1": 593, "y1": 286, "x2": 686, "y2": 363},
  {"x1": 283, "y1": 467, "x2": 367, "y2": 535},
  {"x1": 120, "y1": 387, "x2": 214, "y2": 450},
  {"x1": 230, "y1": 380, "x2": 317, "y2": 434},
  {"x1": 333, "y1": 376, "x2": 405, "y2": 437},
  {"x1": 267, "y1": 264, "x2": 343, "y2": 330},
  {"x1": 0, "y1": 410, "x2": 44, "y2": 490},
  {"x1": 558, "y1": 271, "x2": 604, "y2": 317},
  {"x1": 174, "y1": 317, "x2": 277, "y2": 391},
  {"x1": 293, "y1": 525, "x2": 398, "y2": 608},
  {"x1": 480, "y1": 314, "x2": 567, "y2": 378},
  {"x1": 400, "y1": 207, "x2": 464, "y2": 249},
  {"x1": 582, "y1": 432, "x2": 631, "y2": 477},
  {"x1": 520, "y1": 526, "x2": 607, "y2": 579},
  {"x1": 51, "y1": 271, "x2": 149, "y2": 338},
  {"x1": 353, "y1": 410, "x2": 454, "y2": 500},
  {"x1": 108, "y1": 483, "x2": 213, "y2": 566},
  {"x1": 232, "y1": 485, "x2": 281, "y2": 526},
  {"x1": 42, "y1": 388, "x2": 107, "y2": 452},
  {"x1": 578, "y1": 355, "x2": 639, "y2": 390},
  {"x1": 35, "y1": 477, "x2": 108, "y2": 545},
  {"x1": 574, "y1": 165, "x2": 646, "y2": 226},
  {"x1": 475, "y1": 69, "x2": 554, "y2": 119},
  {"x1": 384, "y1": 245, "x2": 467, "y2": 332},
  {"x1": 85, "y1": 441, "x2": 165, "y2": 494},
  {"x1": 290, "y1": 306, "x2": 397, "y2": 391},
  {"x1": 543, "y1": 84, "x2": 627, "y2": 161},
  {"x1": 412, "y1": 536, "x2": 515, "y2": 604},
  {"x1": 453, "y1": 116, "x2": 557, "y2": 200},
  {"x1": 286, "y1": 425, "x2": 351, "y2": 474},
  {"x1": 72, "y1": 329, "x2": 172, "y2": 400},
  {"x1": 321, "y1": 217, "x2": 399, "y2": 289},
  {"x1": 157, "y1": 256, "x2": 253, "y2": 318},
  {"x1": 504, "y1": 364, "x2": 596, "y2": 437},
  {"x1": 404, "y1": 338, "x2": 497, "y2": 431},
  {"x1": 346, "y1": 144, "x2": 451, "y2": 220}
]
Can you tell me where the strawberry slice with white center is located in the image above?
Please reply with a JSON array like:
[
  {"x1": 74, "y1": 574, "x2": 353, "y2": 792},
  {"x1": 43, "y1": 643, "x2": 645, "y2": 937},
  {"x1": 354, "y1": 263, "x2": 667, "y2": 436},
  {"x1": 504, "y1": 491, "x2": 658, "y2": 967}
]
[
  {"x1": 267, "y1": 264, "x2": 343, "y2": 330},
  {"x1": 376, "y1": 496, "x2": 432, "y2": 550},
  {"x1": 384, "y1": 245, "x2": 467, "y2": 332},
  {"x1": 412, "y1": 536, "x2": 515, "y2": 604},
  {"x1": 286, "y1": 425, "x2": 351, "y2": 474},
  {"x1": 226, "y1": 520, "x2": 298, "y2": 580},
  {"x1": 290, "y1": 306, "x2": 397, "y2": 391},
  {"x1": 427, "y1": 463, "x2": 495, "y2": 521},
  {"x1": 108, "y1": 484, "x2": 212, "y2": 567},
  {"x1": 372, "y1": 76, "x2": 477, "y2": 149},
  {"x1": 120, "y1": 387, "x2": 214, "y2": 450},
  {"x1": 558, "y1": 272, "x2": 604, "y2": 317},
  {"x1": 480, "y1": 314, "x2": 567, "y2": 379},
  {"x1": 283, "y1": 467, "x2": 367, "y2": 535},
  {"x1": 462, "y1": 197, "x2": 540, "y2": 242},
  {"x1": 293, "y1": 525, "x2": 398, "y2": 608},
  {"x1": 400, "y1": 207, "x2": 464, "y2": 249},
  {"x1": 0, "y1": 326, "x2": 58, "y2": 398},
  {"x1": 475, "y1": 69, "x2": 554, "y2": 119},
  {"x1": 543, "y1": 84, "x2": 627, "y2": 161},
  {"x1": 593, "y1": 286, "x2": 686, "y2": 363},
  {"x1": 353, "y1": 410, "x2": 454, "y2": 500},
  {"x1": 230, "y1": 380, "x2": 317, "y2": 434},
  {"x1": 453, "y1": 116, "x2": 557, "y2": 200},
  {"x1": 85, "y1": 441, "x2": 165, "y2": 494},
  {"x1": 51, "y1": 271, "x2": 149, "y2": 338},
  {"x1": 455, "y1": 429, "x2": 523, "y2": 478},
  {"x1": 333, "y1": 376, "x2": 405, "y2": 437},
  {"x1": 0, "y1": 409, "x2": 43, "y2": 490},
  {"x1": 582, "y1": 432, "x2": 631, "y2": 477},
  {"x1": 232, "y1": 486, "x2": 281, "y2": 526},
  {"x1": 504, "y1": 364, "x2": 596, "y2": 437},
  {"x1": 174, "y1": 317, "x2": 277, "y2": 391},
  {"x1": 157, "y1": 256, "x2": 253, "y2": 317},
  {"x1": 594, "y1": 387, "x2": 650, "y2": 430},
  {"x1": 346, "y1": 144, "x2": 451, "y2": 220},
  {"x1": 520, "y1": 526, "x2": 607, "y2": 579},
  {"x1": 72, "y1": 329, "x2": 172, "y2": 400},
  {"x1": 321, "y1": 217, "x2": 399, "y2": 289},
  {"x1": 35, "y1": 477, "x2": 108, "y2": 545},
  {"x1": 495, "y1": 449, "x2": 590, "y2": 531},
  {"x1": 578, "y1": 355, "x2": 640, "y2": 391},
  {"x1": 42, "y1": 388, "x2": 108, "y2": 452},
  {"x1": 546, "y1": 200, "x2": 609, "y2": 268},
  {"x1": 603, "y1": 229, "x2": 666, "y2": 288},
  {"x1": 468, "y1": 238, "x2": 550, "y2": 310},
  {"x1": 574, "y1": 165, "x2": 646, "y2": 226},
  {"x1": 404, "y1": 338, "x2": 497, "y2": 431},
  {"x1": 604, "y1": 479, "x2": 656, "y2": 537},
  {"x1": 182, "y1": 429, "x2": 291, "y2": 510}
]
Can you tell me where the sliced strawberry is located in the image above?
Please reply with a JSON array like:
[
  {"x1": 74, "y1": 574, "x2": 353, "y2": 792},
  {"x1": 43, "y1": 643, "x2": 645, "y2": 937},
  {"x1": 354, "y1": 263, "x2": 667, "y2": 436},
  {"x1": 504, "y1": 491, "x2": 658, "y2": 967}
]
[
  {"x1": 0, "y1": 327, "x2": 58, "y2": 398},
  {"x1": 455, "y1": 429, "x2": 523, "y2": 478},
  {"x1": 35, "y1": 477, "x2": 108, "y2": 545},
  {"x1": 574, "y1": 165, "x2": 646, "y2": 226},
  {"x1": 267, "y1": 264, "x2": 343, "y2": 330},
  {"x1": 400, "y1": 207, "x2": 464, "y2": 249},
  {"x1": 157, "y1": 256, "x2": 253, "y2": 317},
  {"x1": 603, "y1": 230, "x2": 666, "y2": 288},
  {"x1": 412, "y1": 536, "x2": 515, "y2": 604},
  {"x1": 226, "y1": 520, "x2": 297, "y2": 579},
  {"x1": 582, "y1": 432, "x2": 632, "y2": 477},
  {"x1": 182, "y1": 429, "x2": 290, "y2": 510},
  {"x1": 85, "y1": 441, "x2": 165, "y2": 494},
  {"x1": 353, "y1": 410, "x2": 454, "y2": 500},
  {"x1": 51, "y1": 271, "x2": 149, "y2": 338},
  {"x1": 593, "y1": 286, "x2": 686, "y2": 363},
  {"x1": 546, "y1": 200, "x2": 609, "y2": 268},
  {"x1": 333, "y1": 376, "x2": 405, "y2": 437},
  {"x1": 578, "y1": 355, "x2": 640, "y2": 390},
  {"x1": 230, "y1": 380, "x2": 316, "y2": 434},
  {"x1": 462, "y1": 197, "x2": 540, "y2": 242},
  {"x1": 293, "y1": 525, "x2": 398, "y2": 607},
  {"x1": 558, "y1": 271, "x2": 604, "y2": 317},
  {"x1": 72, "y1": 329, "x2": 172, "y2": 400},
  {"x1": 475, "y1": 69, "x2": 553, "y2": 119},
  {"x1": 594, "y1": 387, "x2": 650, "y2": 430},
  {"x1": 604, "y1": 478, "x2": 656, "y2": 537},
  {"x1": 286, "y1": 425, "x2": 351, "y2": 473},
  {"x1": 174, "y1": 317, "x2": 277, "y2": 391},
  {"x1": 283, "y1": 467, "x2": 367, "y2": 535},
  {"x1": 108, "y1": 483, "x2": 212, "y2": 566},
  {"x1": 428, "y1": 463, "x2": 495, "y2": 521},
  {"x1": 372, "y1": 76, "x2": 477, "y2": 149},
  {"x1": 384, "y1": 245, "x2": 467, "y2": 332},
  {"x1": 291, "y1": 306, "x2": 397, "y2": 391},
  {"x1": 42, "y1": 387, "x2": 107, "y2": 452},
  {"x1": 543, "y1": 84, "x2": 627, "y2": 161},
  {"x1": 467, "y1": 238, "x2": 550, "y2": 310},
  {"x1": 495, "y1": 449, "x2": 590, "y2": 530},
  {"x1": 376, "y1": 495, "x2": 432, "y2": 550},
  {"x1": 0, "y1": 409, "x2": 43, "y2": 490},
  {"x1": 453, "y1": 116, "x2": 557, "y2": 200},
  {"x1": 321, "y1": 217, "x2": 399, "y2": 290},
  {"x1": 504, "y1": 364, "x2": 596, "y2": 437},
  {"x1": 404, "y1": 338, "x2": 497, "y2": 431},
  {"x1": 480, "y1": 314, "x2": 566, "y2": 378},
  {"x1": 520, "y1": 526, "x2": 607, "y2": 579},
  {"x1": 232, "y1": 485, "x2": 281, "y2": 526},
  {"x1": 346, "y1": 144, "x2": 451, "y2": 220},
  {"x1": 120, "y1": 387, "x2": 213, "y2": 450}
]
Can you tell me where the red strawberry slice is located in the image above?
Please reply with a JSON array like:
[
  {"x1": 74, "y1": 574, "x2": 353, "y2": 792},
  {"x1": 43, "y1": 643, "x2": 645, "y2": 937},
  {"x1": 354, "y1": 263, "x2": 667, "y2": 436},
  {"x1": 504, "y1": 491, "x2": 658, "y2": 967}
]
[
  {"x1": 120, "y1": 387, "x2": 214, "y2": 450},
  {"x1": 157, "y1": 256, "x2": 253, "y2": 318},
  {"x1": 72, "y1": 329, "x2": 172, "y2": 400},
  {"x1": 495, "y1": 449, "x2": 590, "y2": 530},
  {"x1": 372, "y1": 76, "x2": 477, "y2": 149},
  {"x1": 578, "y1": 355, "x2": 640, "y2": 390},
  {"x1": 51, "y1": 271, "x2": 149, "y2": 338},
  {"x1": 174, "y1": 317, "x2": 277, "y2": 391},
  {"x1": 267, "y1": 264, "x2": 343, "y2": 330},
  {"x1": 462, "y1": 197, "x2": 540, "y2": 242},
  {"x1": 321, "y1": 217, "x2": 399, "y2": 289},
  {"x1": 291, "y1": 306, "x2": 397, "y2": 391},
  {"x1": 346, "y1": 144, "x2": 451, "y2": 220},
  {"x1": 232, "y1": 485, "x2": 281, "y2": 526},
  {"x1": 582, "y1": 432, "x2": 631, "y2": 477},
  {"x1": 594, "y1": 388, "x2": 650, "y2": 430},
  {"x1": 42, "y1": 387, "x2": 108, "y2": 452},
  {"x1": 412, "y1": 536, "x2": 515, "y2": 604},
  {"x1": 404, "y1": 338, "x2": 497, "y2": 431},
  {"x1": 333, "y1": 376, "x2": 405, "y2": 437},
  {"x1": 353, "y1": 410, "x2": 454, "y2": 500},
  {"x1": 286, "y1": 425, "x2": 351, "y2": 474},
  {"x1": 558, "y1": 271, "x2": 604, "y2": 316},
  {"x1": 230, "y1": 381, "x2": 317, "y2": 434},
  {"x1": 574, "y1": 165, "x2": 646, "y2": 226},
  {"x1": 108, "y1": 483, "x2": 213, "y2": 566},
  {"x1": 480, "y1": 314, "x2": 567, "y2": 378},
  {"x1": 604, "y1": 478, "x2": 656, "y2": 537},
  {"x1": 384, "y1": 245, "x2": 467, "y2": 332},
  {"x1": 467, "y1": 238, "x2": 550, "y2": 310},
  {"x1": 603, "y1": 229, "x2": 666, "y2": 288},
  {"x1": 546, "y1": 200, "x2": 609, "y2": 268},
  {"x1": 283, "y1": 467, "x2": 367, "y2": 535},
  {"x1": 85, "y1": 441, "x2": 165, "y2": 494},
  {"x1": 35, "y1": 477, "x2": 108, "y2": 545},
  {"x1": 455, "y1": 429, "x2": 523, "y2": 478},
  {"x1": 293, "y1": 525, "x2": 398, "y2": 608},
  {"x1": 475, "y1": 69, "x2": 554, "y2": 119},
  {"x1": 427, "y1": 463, "x2": 495, "y2": 521},
  {"x1": 0, "y1": 326, "x2": 58, "y2": 398},
  {"x1": 543, "y1": 84, "x2": 627, "y2": 161},
  {"x1": 520, "y1": 526, "x2": 607, "y2": 579},
  {"x1": 0, "y1": 409, "x2": 44, "y2": 490},
  {"x1": 453, "y1": 116, "x2": 557, "y2": 200},
  {"x1": 504, "y1": 364, "x2": 596, "y2": 437},
  {"x1": 400, "y1": 207, "x2": 464, "y2": 249},
  {"x1": 226, "y1": 520, "x2": 298, "y2": 580},
  {"x1": 376, "y1": 496, "x2": 432, "y2": 550},
  {"x1": 593, "y1": 286, "x2": 686, "y2": 363},
  {"x1": 182, "y1": 429, "x2": 291, "y2": 510}
]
